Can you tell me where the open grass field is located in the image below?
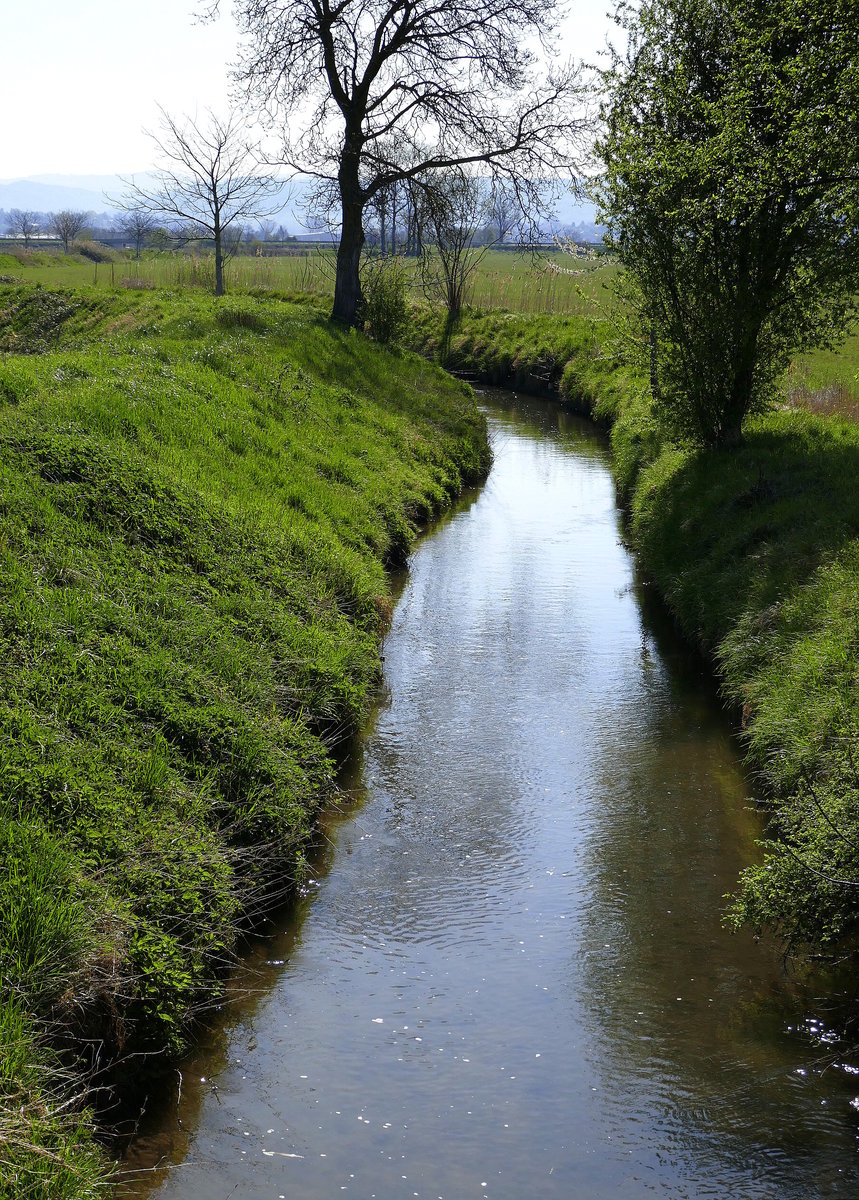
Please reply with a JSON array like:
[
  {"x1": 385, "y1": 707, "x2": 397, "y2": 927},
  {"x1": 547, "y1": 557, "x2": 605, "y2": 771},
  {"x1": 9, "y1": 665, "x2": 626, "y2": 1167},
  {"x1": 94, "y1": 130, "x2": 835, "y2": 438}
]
[
  {"x1": 787, "y1": 337, "x2": 859, "y2": 422},
  {"x1": 2, "y1": 245, "x2": 855, "y2": 416},
  {"x1": 0, "y1": 245, "x2": 614, "y2": 316}
]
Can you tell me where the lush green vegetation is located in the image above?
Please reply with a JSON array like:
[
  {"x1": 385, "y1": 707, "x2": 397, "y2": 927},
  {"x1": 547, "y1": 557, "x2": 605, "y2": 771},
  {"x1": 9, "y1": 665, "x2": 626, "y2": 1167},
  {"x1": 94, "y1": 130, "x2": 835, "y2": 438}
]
[
  {"x1": 404, "y1": 302, "x2": 628, "y2": 413},
  {"x1": 622, "y1": 410, "x2": 859, "y2": 952},
  {"x1": 595, "y1": 0, "x2": 859, "y2": 447},
  {"x1": 0, "y1": 281, "x2": 488, "y2": 1196},
  {"x1": 2, "y1": 233, "x2": 858, "y2": 1188}
]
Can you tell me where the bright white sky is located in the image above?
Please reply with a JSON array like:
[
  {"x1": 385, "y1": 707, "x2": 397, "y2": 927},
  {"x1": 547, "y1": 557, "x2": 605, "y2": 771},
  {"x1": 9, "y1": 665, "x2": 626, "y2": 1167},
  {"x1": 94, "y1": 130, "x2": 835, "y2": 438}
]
[{"x1": 1, "y1": 0, "x2": 616, "y2": 179}]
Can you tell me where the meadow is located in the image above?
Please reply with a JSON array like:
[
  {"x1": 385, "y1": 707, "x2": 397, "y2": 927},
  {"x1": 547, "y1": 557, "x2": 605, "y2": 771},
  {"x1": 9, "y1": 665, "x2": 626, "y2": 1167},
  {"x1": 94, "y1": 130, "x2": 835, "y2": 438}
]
[{"x1": 0, "y1": 244, "x2": 610, "y2": 314}]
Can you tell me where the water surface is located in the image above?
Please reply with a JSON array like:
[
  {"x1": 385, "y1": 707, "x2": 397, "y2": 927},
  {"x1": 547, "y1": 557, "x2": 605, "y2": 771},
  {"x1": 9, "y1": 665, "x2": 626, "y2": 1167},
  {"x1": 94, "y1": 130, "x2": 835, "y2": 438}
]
[{"x1": 121, "y1": 391, "x2": 859, "y2": 1199}]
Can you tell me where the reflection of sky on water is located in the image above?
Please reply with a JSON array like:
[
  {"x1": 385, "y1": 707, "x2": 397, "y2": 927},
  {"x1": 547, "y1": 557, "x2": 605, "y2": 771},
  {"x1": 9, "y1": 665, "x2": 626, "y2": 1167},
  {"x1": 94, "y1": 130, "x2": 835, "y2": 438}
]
[{"x1": 121, "y1": 392, "x2": 859, "y2": 1200}]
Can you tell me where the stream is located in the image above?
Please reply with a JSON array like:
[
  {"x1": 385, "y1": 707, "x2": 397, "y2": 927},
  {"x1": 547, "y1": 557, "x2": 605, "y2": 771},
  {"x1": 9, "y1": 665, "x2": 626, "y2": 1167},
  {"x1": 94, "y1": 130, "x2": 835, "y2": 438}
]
[{"x1": 120, "y1": 389, "x2": 859, "y2": 1199}]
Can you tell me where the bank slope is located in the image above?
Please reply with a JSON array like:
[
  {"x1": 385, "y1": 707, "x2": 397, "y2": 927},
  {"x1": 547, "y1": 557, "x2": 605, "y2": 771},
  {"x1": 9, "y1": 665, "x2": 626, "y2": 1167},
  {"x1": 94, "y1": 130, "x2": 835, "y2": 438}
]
[
  {"x1": 0, "y1": 286, "x2": 489, "y2": 1198},
  {"x1": 627, "y1": 414, "x2": 859, "y2": 954}
]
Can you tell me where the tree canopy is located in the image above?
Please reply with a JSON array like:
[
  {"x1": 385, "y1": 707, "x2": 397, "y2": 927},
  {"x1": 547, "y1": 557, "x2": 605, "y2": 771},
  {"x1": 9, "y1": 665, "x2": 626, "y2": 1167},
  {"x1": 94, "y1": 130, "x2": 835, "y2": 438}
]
[{"x1": 596, "y1": 0, "x2": 859, "y2": 445}]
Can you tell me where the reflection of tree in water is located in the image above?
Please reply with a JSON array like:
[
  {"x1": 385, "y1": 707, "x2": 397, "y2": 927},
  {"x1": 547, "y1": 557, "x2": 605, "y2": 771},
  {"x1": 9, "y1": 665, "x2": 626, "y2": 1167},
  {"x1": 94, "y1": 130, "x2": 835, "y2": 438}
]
[
  {"x1": 574, "y1": 599, "x2": 859, "y2": 1196},
  {"x1": 481, "y1": 391, "x2": 610, "y2": 466}
]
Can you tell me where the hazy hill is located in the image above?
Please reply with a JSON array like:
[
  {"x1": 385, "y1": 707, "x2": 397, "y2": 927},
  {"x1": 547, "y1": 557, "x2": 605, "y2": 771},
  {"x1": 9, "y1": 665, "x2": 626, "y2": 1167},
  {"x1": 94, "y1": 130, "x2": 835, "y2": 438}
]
[{"x1": 0, "y1": 174, "x2": 602, "y2": 240}]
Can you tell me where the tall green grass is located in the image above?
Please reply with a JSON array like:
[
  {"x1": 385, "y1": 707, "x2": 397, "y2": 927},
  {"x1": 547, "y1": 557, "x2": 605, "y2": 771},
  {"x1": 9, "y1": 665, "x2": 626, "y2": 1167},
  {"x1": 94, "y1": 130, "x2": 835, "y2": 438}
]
[
  {"x1": 0, "y1": 247, "x2": 616, "y2": 317},
  {"x1": 0, "y1": 282, "x2": 489, "y2": 1194}
]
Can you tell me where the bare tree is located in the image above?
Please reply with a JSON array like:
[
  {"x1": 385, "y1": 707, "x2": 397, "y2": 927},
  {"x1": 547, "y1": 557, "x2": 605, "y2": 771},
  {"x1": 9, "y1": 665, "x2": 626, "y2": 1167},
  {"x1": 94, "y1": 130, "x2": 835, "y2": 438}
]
[
  {"x1": 487, "y1": 182, "x2": 526, "y2": 245},
  {"x1": 366, "y1": 186, "x2": 390, "y2": 254},
  {"x1": 117, "y1": 209, "x2": 157, "y2": 258},
  {"x1": 212, "y1": 0, "x2": 590, "y2": 325},
  {"x1": 115, "y1": 107, "x2": 282, "y2": 295},
  {"x1": 49, "y1": 210, "x2": 88, "y2": 253},
  {"x1": 420, "y1": 168, "x2": 490, "y2": 319},
  {"x1": 7, "y1": 209, "x2": 38, "y2": 247}
]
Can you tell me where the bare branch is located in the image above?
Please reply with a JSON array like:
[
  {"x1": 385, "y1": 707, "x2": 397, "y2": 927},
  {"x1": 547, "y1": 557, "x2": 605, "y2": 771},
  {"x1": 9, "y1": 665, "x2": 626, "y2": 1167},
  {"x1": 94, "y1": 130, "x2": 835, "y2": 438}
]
[
  {"x1": 112, "y1": 107, "x2": 284, "y2": 295},
  {"x1": 49, "y1": 211, "x2": 89, "y2": 254},
  {"x1": 220, "y1": 0, "x2": 595, "y2": 322}
]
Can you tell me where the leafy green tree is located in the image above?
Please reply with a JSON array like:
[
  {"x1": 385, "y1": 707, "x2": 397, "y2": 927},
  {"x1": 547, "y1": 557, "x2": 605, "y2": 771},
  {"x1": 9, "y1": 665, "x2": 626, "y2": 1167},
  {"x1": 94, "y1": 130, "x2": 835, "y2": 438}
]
[{"x1": 596, "y1": 0, "x2": 859, "y2": 446}]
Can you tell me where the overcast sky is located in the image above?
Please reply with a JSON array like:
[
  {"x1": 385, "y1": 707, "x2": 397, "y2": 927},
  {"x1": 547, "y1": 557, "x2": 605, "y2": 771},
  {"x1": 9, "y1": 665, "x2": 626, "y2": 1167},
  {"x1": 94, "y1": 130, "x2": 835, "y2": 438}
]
[{"x1": 2, "y1": 0, "x2": 616, "y2": 180}]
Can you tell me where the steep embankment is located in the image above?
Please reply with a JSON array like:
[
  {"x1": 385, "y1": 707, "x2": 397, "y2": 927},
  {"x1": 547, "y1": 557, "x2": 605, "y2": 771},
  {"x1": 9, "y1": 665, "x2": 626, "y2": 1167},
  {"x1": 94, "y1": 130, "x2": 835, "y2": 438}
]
[
  {"x1": 0, "y1": 285, "x2": 489, "y2": 1198},
  {"x1": 408, "y1": 305, "x2": 859, "y2": 969}
]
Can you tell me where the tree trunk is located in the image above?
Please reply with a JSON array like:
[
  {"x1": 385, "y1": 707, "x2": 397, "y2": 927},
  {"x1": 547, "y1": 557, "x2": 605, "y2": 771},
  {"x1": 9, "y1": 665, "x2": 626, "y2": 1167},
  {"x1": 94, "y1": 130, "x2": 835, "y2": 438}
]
[
  {"x1": 719, "y1": 422, "x2": 744, "y2": 447},
  {"x1": 719, "y1": 324, "x2": 761, "y2": 446},
  {"x1": 214, "y1": 233, "x2": 225, "y2": 296},
  {"x1": 332, "y1": 177, "x2": 365, "y2": 325},
  {"x1": 649, "y1": 322, "x2": 662, "y2": 405}
]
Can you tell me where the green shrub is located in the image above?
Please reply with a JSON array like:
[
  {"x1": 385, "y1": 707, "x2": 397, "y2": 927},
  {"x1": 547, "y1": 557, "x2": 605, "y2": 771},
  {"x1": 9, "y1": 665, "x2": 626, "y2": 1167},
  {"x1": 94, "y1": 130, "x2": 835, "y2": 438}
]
[
  {"x1": 70, "y1": 241, "x2": 116, "y2": 264},
  {"x1": 361, "y1": 257, "x2": 409, "y2": 344}
]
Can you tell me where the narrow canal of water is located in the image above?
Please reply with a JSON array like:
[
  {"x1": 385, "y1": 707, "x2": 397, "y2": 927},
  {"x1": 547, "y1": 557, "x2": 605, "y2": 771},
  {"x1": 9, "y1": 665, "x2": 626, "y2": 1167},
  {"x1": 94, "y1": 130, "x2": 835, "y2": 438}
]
[{"x1": 120, "y1": 390, "x2": 859, "y2": 1199}]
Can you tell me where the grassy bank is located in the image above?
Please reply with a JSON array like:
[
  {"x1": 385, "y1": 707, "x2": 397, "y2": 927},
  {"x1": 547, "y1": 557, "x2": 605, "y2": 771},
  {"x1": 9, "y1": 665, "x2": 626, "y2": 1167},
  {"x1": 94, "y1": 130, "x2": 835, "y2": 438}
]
[
  {"x1": 404, "y1": 303, "x2": 635, "y2": 419},
  {"x1": 627, "y1": 414, "x2": 859, "y2": 956},
  {"x1": 0, "y1": 283, "x2": 489, "y2": 1197},
  {"x1": 409, "y1": 304, "x2": 859, "y2": 975}
]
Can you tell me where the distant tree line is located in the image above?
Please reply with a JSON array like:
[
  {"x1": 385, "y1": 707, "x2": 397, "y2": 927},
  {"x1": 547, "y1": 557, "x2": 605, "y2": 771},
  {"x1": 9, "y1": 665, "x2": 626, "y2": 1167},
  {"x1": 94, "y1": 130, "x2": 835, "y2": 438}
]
[{"x1": 1, "y1": 205, "x2": 304, "y2": 256}]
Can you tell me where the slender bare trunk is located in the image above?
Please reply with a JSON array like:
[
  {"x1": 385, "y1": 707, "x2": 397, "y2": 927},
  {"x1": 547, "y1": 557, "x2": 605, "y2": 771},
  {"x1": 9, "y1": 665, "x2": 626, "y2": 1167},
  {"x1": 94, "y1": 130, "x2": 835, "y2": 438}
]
[
  {"x1": 213, "y1": 190, "x2": 225, "y2": 295},
  {"x1": 214, "y1": 231, "x2": 225, "y2": 296}
]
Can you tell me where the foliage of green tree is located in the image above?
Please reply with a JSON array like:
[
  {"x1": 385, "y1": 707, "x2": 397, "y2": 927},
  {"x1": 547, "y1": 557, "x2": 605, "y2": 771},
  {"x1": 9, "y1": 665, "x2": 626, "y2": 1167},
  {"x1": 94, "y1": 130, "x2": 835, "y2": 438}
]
[{"x1": 596, "y1": 0, "x2": 859, "y2": 446}]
